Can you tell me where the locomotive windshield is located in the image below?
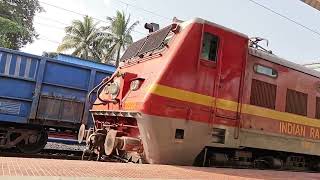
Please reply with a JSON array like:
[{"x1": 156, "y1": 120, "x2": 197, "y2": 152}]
[
  {"x1": 120, "y1": 24, "x2": 173, "y2": 62},
  {"x1": 201, "y1": 32, "x2": 219, "y2": 62}
]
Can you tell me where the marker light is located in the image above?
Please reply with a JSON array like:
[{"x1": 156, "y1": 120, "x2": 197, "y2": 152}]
[{"x1": 130, "y1": 80, "x2": 141, "y2": 91}]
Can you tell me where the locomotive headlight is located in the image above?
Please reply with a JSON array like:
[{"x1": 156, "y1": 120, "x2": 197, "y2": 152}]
[
  {"x1": 108, "y1": 83, "x2": 119, "y2": 98},
  {"x1": 103, "y1": 79, "x2": 120, "y2": 99},
  {"x1": 108, "y1": 83, "x2": 119, "y2": 94},
  {"x1": 130, "y1": 80, "x2": 141, "y2": 91}
]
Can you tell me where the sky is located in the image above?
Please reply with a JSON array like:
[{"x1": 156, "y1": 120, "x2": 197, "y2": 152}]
[{"x1": 21, "y1": 0, "x2": 320, "y2": 65}]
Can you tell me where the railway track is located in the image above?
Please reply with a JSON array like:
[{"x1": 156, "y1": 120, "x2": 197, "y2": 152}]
[
  {"x1": 0, "y1": 149, "x2": 83, "y2": 160},
  {"x1": 0, "y1": 147, "x2": 122, "y2": 162}
]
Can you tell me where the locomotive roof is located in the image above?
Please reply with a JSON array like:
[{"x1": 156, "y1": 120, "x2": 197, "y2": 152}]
[
  {"x1": 249, "y1": 48, "x2": 320, "y2": 79},
  {"x1": 180, "y1": 18, "x2": 248, "y2": 39}
]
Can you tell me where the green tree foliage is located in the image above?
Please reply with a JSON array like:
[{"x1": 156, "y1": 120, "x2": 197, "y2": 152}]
[
  {"x1": 57, "y1": 16, "x2": 107, "y2": 62},
  {"x1": 105, "y1": 11, "x2": 139, "y2": 67},
  {"x1": 58, "y1": 11, "x2": 138, "y2": 66},
  {"x1": 0, "y1": 0, "x2": 43, "y2": 49},
  {"x1": 0, "y1": 17, "x2": 23, "y2": 47}
]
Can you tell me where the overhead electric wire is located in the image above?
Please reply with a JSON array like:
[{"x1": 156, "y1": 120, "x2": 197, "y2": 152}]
[
  {"x1": 32, "y1": 1, "x2": 320, "y2": 45},
  {"x1": 38, "y1": 36, "x2": 60, "y2": 44},
  {"x1": 247, "y1": 0, "x2": 320, "y2": 37},
  {"x1": 0, "y1": 13, "x2": 62, "y2": 44},
  {"x1": 38, "y1": 1, "x2": 147, "y2": 35},
  {"x1": 116, "y1": 0, "x2": 171, "y2": 21},
  {"x1": 39, "y1": 1, "x2": 87, "y2": 18},
  {"x1": 39, "y1": 0, "x2": 320, "y2": 38},
  {"x1": 37, "y1": 15, "x2": 69, "y2": 26},
  {"x1": 34, "y1": 21, "x2": 65, "y2": 31},
  {"x1": 34, "y1": 0, "x2": 159, "y2": 49}
]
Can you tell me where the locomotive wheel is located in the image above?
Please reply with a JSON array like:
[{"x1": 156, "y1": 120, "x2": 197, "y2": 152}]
[
  {"x1": 86, "y1": 128, "x2": 93, "y2": 143},
  {"x1": 17, "y1": 130, "x2": 48, "y2": 154},
  {"x1": 78, "y1": 124, "x2": 86, "y2": 143},
  {"x1": 104, "y1": 129, "x2": 117, "y2": 155}
]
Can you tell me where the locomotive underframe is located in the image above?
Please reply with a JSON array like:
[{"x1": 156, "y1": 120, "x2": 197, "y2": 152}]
[{"x1": 195, "y1": 146, "x2": 320, "y2": 171}]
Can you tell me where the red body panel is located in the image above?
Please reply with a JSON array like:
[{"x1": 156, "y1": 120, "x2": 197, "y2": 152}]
[{"x1": 242, "y1": 53, "x2": 320, "y2": 140}]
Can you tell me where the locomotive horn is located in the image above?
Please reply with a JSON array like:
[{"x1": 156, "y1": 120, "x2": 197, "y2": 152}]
[{"x1": 144, "y1": 23, "x2": 160, "y2": 33}]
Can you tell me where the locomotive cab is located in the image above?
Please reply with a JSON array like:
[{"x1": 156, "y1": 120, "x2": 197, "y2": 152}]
[{"x1": 81, "y1": 18, "x2": 249, "y2": 165}]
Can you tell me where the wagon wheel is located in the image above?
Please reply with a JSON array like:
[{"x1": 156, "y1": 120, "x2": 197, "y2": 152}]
[{"x1": 17, "y1": 130, "x2": 48, "y2": 154}]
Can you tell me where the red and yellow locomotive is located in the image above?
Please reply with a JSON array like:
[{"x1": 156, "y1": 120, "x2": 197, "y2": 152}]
[{"x1": 79, "y1": 18, "x2": 320, "y2": 170}]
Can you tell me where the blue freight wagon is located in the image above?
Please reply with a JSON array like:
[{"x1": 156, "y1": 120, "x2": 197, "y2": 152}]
[{"x1": 0, "y1": 47, "x2": 115, "y2": 153}]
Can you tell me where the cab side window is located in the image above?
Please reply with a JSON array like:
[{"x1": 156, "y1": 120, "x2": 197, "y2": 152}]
[{"x1": 201, "y1": 32, "x2": 219, "y2": 62}]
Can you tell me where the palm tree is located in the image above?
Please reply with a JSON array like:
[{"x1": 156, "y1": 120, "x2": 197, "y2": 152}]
[
  {"x1": 105, "y1": 11, "x2": 139, "y2": 67},
  {"x1": 57, "y1": 16, "x2": 104, "y2": 61}
]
